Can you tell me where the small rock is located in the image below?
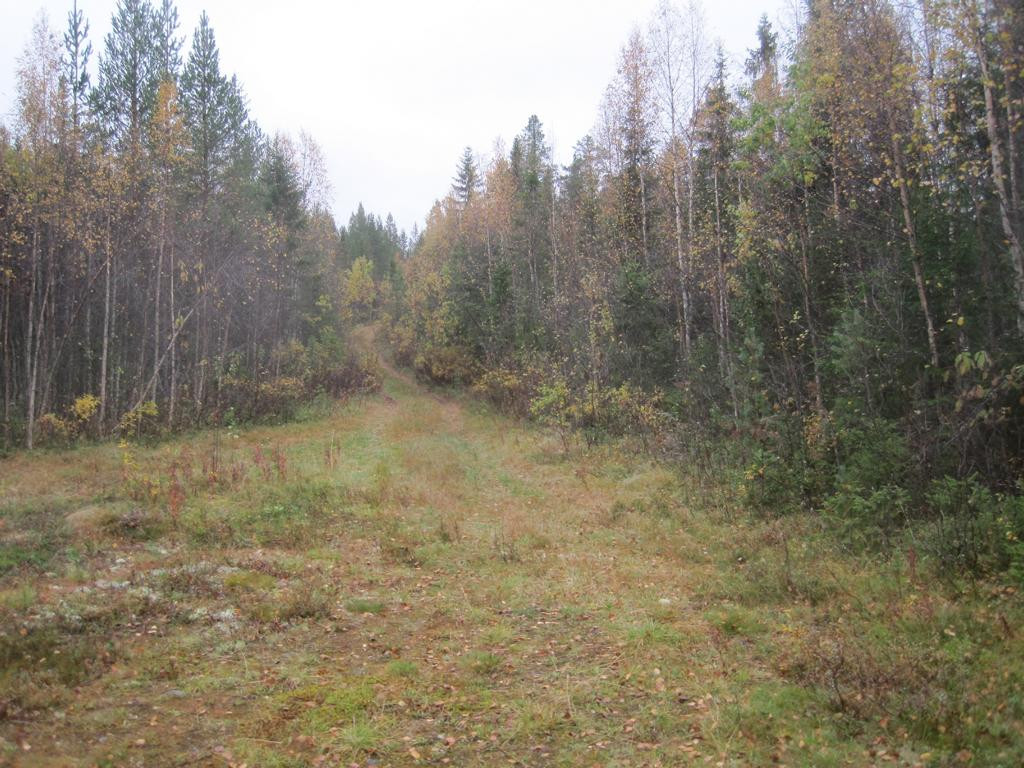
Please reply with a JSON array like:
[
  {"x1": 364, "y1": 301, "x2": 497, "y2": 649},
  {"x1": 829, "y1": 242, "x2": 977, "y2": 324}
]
[
  {"x1": 212, "y1": 608, "x2": 238, "y2": 623},
  {"x1": 188, "y1": 607, "x2": 209, "y2": 622},
  {"x1": 64, "y1": 505, "x2": 110, "y2": 535},
  {"x1": 212, "y1": 608, "x2": 240, "y2": 631},
  {"x1": 94, "y1": 580, "x2": 131, "y2": 590}
]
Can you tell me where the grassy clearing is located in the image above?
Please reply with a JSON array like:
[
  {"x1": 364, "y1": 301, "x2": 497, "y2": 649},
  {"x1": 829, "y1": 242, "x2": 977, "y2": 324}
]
[{"x1": 0, "y1": 334, "x2": 1021, "y2": 766}]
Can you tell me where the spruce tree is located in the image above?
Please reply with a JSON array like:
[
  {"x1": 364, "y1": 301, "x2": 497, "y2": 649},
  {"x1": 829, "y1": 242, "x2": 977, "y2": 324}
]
[
  {"x1": 452, "y1": 146, "x2": 479, "y2": 206},
  {"x1": 62, "y1": 0, "x2": 92, "y2": 132}
]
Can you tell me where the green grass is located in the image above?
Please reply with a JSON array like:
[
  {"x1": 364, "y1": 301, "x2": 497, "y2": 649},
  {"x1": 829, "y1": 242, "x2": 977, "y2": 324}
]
[
  {"x1": 0, "y1": 584, "x2": 38, "y2": 610},
  {"x1": 223, "y1": 569, "x2": 277, "y2": 592},
  {"x1": 624, "y1": 620, "x2": 684, "y2": 647},
  {"x1": 706, "y1": 604, "x2": 768, "y2": 637},
  {"x1": 298, "y1": 682, "x2": 376, "y2": 732},
  {"x1": 460, "y1": 650, "x2": 503, "y2": 676},
  {"x1": 345, "y1": 597, "x2": 385, "y2": 614},
  {"x1": 385, "y1": 659, "x2": 418, "y2": 678},
  {"x1": 0, "y1": 329, "x2": 1020, "y2": 766},
  {"x1": 0, "y1": 499, "x2": 73, "y2": 576}
]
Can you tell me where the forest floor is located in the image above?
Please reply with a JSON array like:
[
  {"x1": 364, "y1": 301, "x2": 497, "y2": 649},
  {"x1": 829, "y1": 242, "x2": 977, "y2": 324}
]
[{"x1": 0, "y1": 327, "x2": 1021, "y2": 767}]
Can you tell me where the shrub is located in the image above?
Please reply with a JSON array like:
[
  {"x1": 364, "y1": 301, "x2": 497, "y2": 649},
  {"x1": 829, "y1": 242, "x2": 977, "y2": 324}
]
[
  {"x1": 218, "y1": 375, "x2": 303, "y2": 422},
  {"x1": 824, "y1": 483, "x2": 910, "y2": 550},
  {"x1": 834, "y1": 416, "x2": 909, "y2": 492},
  {"x1": 219, "y1": 342, "x2": 378, "y2": 425},
  {"x1": 921, "y1": 475, "x2": 1024, "y2": 577},
  {"x1": 413, "y1": 345, "x2": 477, "y2": 384},
  {"x1": 117, "y1": 401, "x2": 160, "y2": 440},
  {"x1": 69, "y1": 394, "x2": 100, "y2": 438},
  {"x1": 819, "y1": 415, "x2": 911, "y2": 544},
  {"x1": 386, "y1": 319, "x2": 417, "y2": 367},
  {"x1": 528, "y1": 377, "x2": 670, "y2": 449},
  {"x1": 473, "y1": 366, "x2": 536, "y2": 416},
  {"x1": 34, "y1": 413, "x2": 71, "y2": 447},
  {"x1": 257, "y1": 376, "x2": 305, "y2": 420},
  {"x1": 743, "y1": 446, "x2": 805, "y2": 517},
  {"x1": 604, "y1": 383, "x2": 668, "y2": 449},
  {"x1": 271, "y1": 338, "x2": 310, "y2": 378},
  {"x1": 779, "y1": 621, "x2": 936, "y2": 719},
  {"x1": 1004, "y1": 494, "x2": 1024, "y2": 585},
  {"x1": 305, "y1": 356, "x2": 380, "y2": 398},
  {"x1": 529, "y1": 379, "x2": 572, "y2": 436}
]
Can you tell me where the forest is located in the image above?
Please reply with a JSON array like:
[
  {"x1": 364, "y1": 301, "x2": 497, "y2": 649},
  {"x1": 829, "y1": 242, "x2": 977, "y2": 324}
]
[
  {"x1": 1, "y1": 0, "x2": 1024, "y2": 765},
  {"x1": 379, "y1": 0, "x2": 1024, "y2": 578},
  {"x1": 0, "y1": 0, "x2": 402, "y2": 450},
  {"x1": 4, "y1": 0, "x2": 1022, "y2": 573}
]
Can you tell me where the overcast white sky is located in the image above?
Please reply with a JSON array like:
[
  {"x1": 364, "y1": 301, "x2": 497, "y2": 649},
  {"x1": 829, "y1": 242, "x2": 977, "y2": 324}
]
[{"x1": 1, "y1": 0, "x2": 789, "y2": 233}]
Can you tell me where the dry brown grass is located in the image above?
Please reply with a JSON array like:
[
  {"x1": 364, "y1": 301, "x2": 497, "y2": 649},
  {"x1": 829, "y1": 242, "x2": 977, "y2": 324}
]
[{"x1": 0, "y1": 330, "x2": 1021, "y2": 766}]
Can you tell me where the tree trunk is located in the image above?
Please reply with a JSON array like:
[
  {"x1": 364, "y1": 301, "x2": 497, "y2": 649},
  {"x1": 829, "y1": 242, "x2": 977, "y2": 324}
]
[
  {"x1": 154, "y1": 202, "x2": 165, "y2": 400},
  {"x1": 713, "y1": 165, "x2": 738, "y2": 421},
  {"x1": 1005, "y1": 65, "x2": 1020, "y2": 228},
  {"x1": 972, "y1": 5, "x2": 1024, "y2": 332},
  {"x1": 25, "y1": 227, "x2": 39, "y2": 449},
  {"x1": 801, "y1": 186, "x2": 826, "y2": 414},
  {"x1": 974, "y1": 193, "x2": 997, "y2": 349},
  {"x1": 132, "y1": 304, "x2": 195, "y2": 412},
  {"x1": 40, "y1": 234, "x2": 57, "y2": 417},
  {"x1": 99, "y1": 214, "x2": 112, "y2": 427},
  {"x1": 639, "y1": 169, "x2": 649, "y2": 267},
  {"x1": 891, "y1": 132, "x2": 940, "y2": 366},
  {"x1": 2, "y1": 265, "x2": 11, "y2": 443},
  {"x1": 168, "y1": 241, "x2": 176, "y2": 427},
  {"x1": 671, "y1": 143, "x2": 692, "y2": 362}
]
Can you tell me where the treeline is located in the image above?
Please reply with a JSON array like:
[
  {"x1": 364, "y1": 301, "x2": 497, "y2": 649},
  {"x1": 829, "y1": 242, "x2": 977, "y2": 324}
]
[
  {"x1": 0, "y1": 1, "x2": 404, "y2": 449},
  {"x1": 383, "y1": 0, "x2": 1024, "y2": 573}
]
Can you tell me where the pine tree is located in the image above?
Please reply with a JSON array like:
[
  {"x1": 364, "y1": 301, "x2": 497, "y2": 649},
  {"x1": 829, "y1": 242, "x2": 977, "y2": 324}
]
[
  {"x1": 95, "y1": 0, "x2": 158, "y2": 148},
  {"x1": 151, "y1": 0, "x2": 182, "y2": 82}
]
